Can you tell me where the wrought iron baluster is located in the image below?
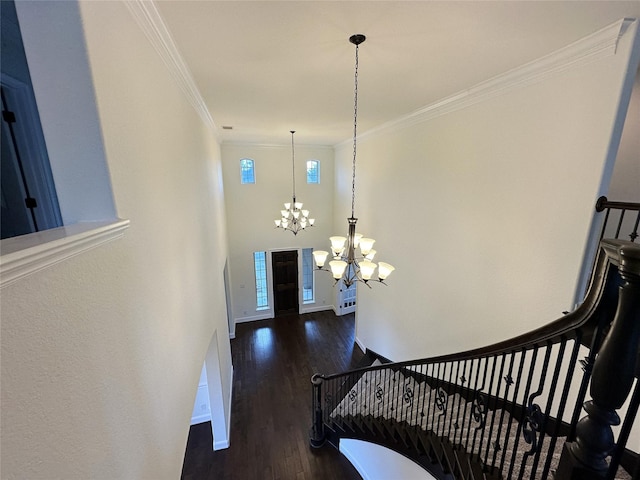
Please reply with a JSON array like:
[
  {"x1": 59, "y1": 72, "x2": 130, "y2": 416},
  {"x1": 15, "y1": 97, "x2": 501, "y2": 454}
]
[
  {"x1": 430, "y1": 362, "x2": 441, "y2": 432},
  {"x1": 541, "y1": 335, "x2": 581, "y2": 479},
  {"x1": 615, "y1": 210, "x2": 626, "y2": 239},
  {"x1": 486, "y1": 355, "x2": 502, "y2": 463},
  {"x1": 448, "y1": 360, "x2": 462, "y2": 443},
  {"x1": 471, "y1": 357, "x2": 489, "y2": 457},
  {"x1": 464, "y1": 358, "x2": 481, "y2": 448},
  {"x1": 518, "y1": 343, "x2": 552, "y2": 480},
  {"x1": 507, "y1": 346, "x2": 538, "y2": 480},
  {"x1": 599, "y1": 208, "x2": 612, "y2": 241},
  {"x1": 630, "y1": 211, "x2": 639, "y2": 242},
  {"x1": 530, "y1": 339, "x2": 568, "y2": 478},
  {"x1": 424, "y1": 363, "x2": 434, "y2": 431},
  {"x1": 458, "y1": 360, "x2": 470, "y2": 449},
  {"x1": 485, "y1": 353, "x2": 507, "y2": 473},
  {"x1": 440, "y1": 361, "x2": 454, "y2": 437},
  {"x1": 496, "y1": 350, "x2": 519, "y2": 476},
  {"x1": 415, "y1": 363, "x2": 427, "y2": 435},
  {"x1": 438, "y1": 363, "x2": 449, "y2": 435}
]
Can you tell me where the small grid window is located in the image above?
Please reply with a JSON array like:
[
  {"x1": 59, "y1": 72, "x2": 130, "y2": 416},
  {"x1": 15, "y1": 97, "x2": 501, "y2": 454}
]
[
  {"x1": 306, "y1": 160, "x2": 319, "y2": 184},
  {"x1": 254, "y1": 251, "x2": 268, "y2": 309},
  {"x1": 240, "y1": 159, "x2": 255, "y2": 184},
  {"x1": 302, "y1": 248, "x2": 314, "y2": 303}
]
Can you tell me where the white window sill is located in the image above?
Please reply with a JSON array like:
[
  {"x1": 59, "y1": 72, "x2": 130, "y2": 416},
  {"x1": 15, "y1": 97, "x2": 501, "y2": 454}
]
[{"x1": 0, "y1": 219, "x2": 130, "y2": 288}]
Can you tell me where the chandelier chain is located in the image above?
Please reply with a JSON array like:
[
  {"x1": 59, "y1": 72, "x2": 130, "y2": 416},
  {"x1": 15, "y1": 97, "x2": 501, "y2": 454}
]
[
  {"x1": 291, "y1": 130, "x2": 296, "y2": 199},
  {"x1": 351, "y1": 43, "x2": 359, "y2": 219}
]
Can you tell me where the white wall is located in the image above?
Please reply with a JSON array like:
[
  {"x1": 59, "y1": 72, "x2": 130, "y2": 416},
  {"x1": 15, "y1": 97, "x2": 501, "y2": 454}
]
[
  {"x1": 337, "y1": 20, "x2": 640, "y2": 362},
  {"x1": 221, "y1": 142, "x2": 336, "y2": 329},
  {"x1": 191, "y1": 364, "x2": 211, "y2": 425},
  {"x1": 14, "y1": 0, "x2": 116, "y2": 225},
  {"x1": 340, "y1": 439, "x2": 436, "y2": 480},
  {"x1": 609, "y1": 64, "x2": 640, "y2": 202},
  {"x1": 1, "y1": 2, "x2": 232, "y2": 479}
]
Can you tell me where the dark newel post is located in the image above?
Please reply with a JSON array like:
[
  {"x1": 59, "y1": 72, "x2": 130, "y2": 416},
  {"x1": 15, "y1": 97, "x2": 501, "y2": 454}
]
[
  {"x1": 556, "y1": 244, "x2": 640, "y2": 479},
  {"x1": 310, "y1": 374, "x2": 326, "y2": 448}
]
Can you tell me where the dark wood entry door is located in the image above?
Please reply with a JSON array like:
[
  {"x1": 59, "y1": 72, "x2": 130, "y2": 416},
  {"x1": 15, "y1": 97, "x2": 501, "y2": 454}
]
[{"x1": 272, "y1": 250, "x2": 298, "y2": 316}]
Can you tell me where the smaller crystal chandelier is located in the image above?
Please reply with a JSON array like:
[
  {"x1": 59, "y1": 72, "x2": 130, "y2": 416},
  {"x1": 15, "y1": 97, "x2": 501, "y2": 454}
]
[
  {"x1": 274, "y1": 130, "x2": 315, "y2": 235},
  {"x1": 312, "y1": 34, "x2": 394, "y2": 288}
]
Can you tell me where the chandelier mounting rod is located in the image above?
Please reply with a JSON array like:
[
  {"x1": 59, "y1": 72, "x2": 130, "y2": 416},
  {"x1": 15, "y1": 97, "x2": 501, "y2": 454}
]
[
  {"x1": 349, "y1": 34, "x2": 365, "y2": 219},
  {"x1": 290, "y1": 130, "x2": 296, "y2": 200}
]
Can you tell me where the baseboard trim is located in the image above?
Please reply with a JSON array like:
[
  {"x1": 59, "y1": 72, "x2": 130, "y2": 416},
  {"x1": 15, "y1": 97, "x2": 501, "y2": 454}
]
[
  {"x1": 235, "y1": 312, "x2": 272, "y2": 324},
  {"x1": 213, "y1": 438, "x2": 230, "y2": 450},
  {"x1": 300, "y1": 304, "x2": 335, "y2": 314},
  {"x1": 355, "y1": 336, "x2": 366, "y2": 355}
]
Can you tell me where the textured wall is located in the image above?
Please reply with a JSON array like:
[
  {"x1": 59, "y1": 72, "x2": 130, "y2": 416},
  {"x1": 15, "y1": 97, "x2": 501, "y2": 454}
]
[{"x1": 1, "y1": 2, "x2": 231, "y2": 479}]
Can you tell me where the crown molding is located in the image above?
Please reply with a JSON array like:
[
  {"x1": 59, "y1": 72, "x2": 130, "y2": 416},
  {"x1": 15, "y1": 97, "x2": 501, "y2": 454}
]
[
  {"x1": 124, "y1": 0, "x2": 217, "y2": 134},
  {"x1": 221, "y1": 140, "x2": 334, "y2": 150},
  {"x1": 1, "y1": 220, "x2": 130, "y2": 288},
  {"x1": 340, "y1": 18, "x2": 636, "y2": 147}
]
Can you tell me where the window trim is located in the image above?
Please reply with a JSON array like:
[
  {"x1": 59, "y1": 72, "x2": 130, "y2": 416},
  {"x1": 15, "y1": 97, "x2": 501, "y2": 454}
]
[
  {"x1": 240, "y1": 158, "x2": 255, "y2": 184},
  {"x1": 253, "y1": 251, "x2": 268, "y2": 310},
  {"x1": 306, "y1": 159, "x2": 320, "y2": 184},
  {"x1": 302, "y1": 247, "x2": 315, "y2": 304}
]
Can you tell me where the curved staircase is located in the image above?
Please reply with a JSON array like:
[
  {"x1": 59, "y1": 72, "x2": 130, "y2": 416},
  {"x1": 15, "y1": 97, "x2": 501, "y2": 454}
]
[{"x1": 310, "y1": 239, "x2": 640, "y2": 479}]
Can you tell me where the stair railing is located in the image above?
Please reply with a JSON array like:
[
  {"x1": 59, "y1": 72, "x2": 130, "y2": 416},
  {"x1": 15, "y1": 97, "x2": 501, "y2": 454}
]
[
  {"x1": 595, "y1": 196, "x2": 640, "y2": 243},
  {"x1": 310, "y1": 239, "x2": 640, "y2": 480}
]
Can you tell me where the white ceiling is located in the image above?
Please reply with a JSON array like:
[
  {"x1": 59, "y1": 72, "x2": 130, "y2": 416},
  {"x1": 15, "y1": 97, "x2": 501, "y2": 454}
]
[{"x1": 155, "y1": 1, "x2": 640, "y2": 146}]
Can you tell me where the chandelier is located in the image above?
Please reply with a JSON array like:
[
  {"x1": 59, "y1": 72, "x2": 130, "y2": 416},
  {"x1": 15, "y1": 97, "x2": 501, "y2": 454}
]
[
  {"x1": 312, "y1": 34, "x2": 394, "y2": 288},
  {"x1": 274, "y1": 130, "x2": 314, "y2": 235}
]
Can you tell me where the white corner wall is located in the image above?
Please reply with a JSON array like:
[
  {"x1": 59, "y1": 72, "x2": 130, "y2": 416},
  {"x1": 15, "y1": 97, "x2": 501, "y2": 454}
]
[
  {"x1": 609, "y1": 64, "x2": 640, "y2": 202},
  {"x1": 340, "y1": 20, "x2": 640, "y2": 362},
  {"x1": 1, "y1": 2, "x2": 232, "y2": 479},
  {"x1": 221, "y1": 143, "x2": 336, "y2": 328}
]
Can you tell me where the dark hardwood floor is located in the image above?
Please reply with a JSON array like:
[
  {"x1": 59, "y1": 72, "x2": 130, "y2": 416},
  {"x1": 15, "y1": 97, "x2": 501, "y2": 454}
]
[{"x1": 181, "y1": 311, "x2": 365, "y2": 480}]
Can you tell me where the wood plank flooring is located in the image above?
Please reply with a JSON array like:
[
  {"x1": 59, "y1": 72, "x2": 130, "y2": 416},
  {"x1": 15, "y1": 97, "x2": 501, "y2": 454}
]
[{"x1": 181, "y1": 311, "x2": 365, "y2": 480}]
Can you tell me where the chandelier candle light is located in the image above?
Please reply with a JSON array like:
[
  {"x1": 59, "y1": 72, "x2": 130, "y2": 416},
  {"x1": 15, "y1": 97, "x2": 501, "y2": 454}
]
[
  {"x1": 312, "y1": 34, "x2": 394, "y2": 288},
  {"x1": 274, "y1": 130, "x2": 315, "y2": 235}
]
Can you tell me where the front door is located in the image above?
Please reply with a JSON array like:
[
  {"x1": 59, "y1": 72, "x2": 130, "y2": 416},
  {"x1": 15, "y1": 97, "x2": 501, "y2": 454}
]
[{"x1": 272, "y1": 250, "x2": 299, "y2": 316}]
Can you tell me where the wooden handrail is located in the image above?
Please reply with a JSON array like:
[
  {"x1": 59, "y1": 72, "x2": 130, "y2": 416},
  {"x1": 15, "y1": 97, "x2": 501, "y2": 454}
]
[{"x1": 595, "y1": 196, "x2": 640, "y2": 213}]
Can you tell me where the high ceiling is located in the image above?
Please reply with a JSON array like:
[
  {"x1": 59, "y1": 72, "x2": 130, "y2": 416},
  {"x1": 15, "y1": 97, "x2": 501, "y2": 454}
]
[{"x1": 155, "y1": 1, "x2": 640, "y2": 146}]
